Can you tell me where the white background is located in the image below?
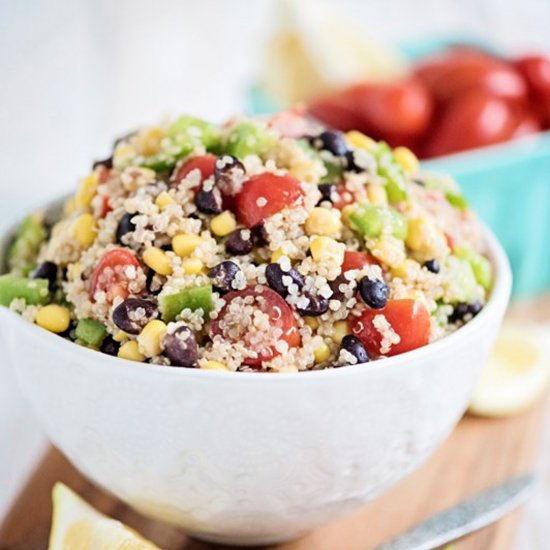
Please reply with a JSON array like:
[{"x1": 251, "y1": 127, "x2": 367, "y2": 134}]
[{"x1": 1, "y1": 0, "x2": 550, "y2": 547}]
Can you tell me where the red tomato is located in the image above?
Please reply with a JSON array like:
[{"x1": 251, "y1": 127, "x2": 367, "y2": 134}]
[
  {"x1": 350, "y1": 299, "x2": 430, "y2": 357},
  {"x1": 172, "y1": 154, "x2": 217, "y2": 187},
  {"x1": 100, "y1": 195, "x2": 112, "y2": 218},
  {"x1": 423, "y1": 92, "x2": 519, "y2": 158},
  {"x1": 514, "y1": 55, "x2": 550, "y2": 126},
  {"x1": 342, "y1": 251, "x2": 379, "y2": 272},
  {"x1": 511, "y1": 107, "x2": 541, "y2": 138},
  {"x1": 415, "y1": 47, "x2": 527, "y2": 102},
  {"x1": 89, "y1": 249, "x2": 143, "y2": 302},
  {"x1": 308, "y1": 87, "x2": 365, "y2": 132},
  {"x1": 235, "y1": 173, "x2": 304, "y2": 228},
  {"x1": 210, "y1": 285, "x2": 300, "y2": 367},
  {"x1": 350, "y1": 76, "x2": 434, "y2": 141},
  {"x1": 331, "y1": 182, "x2": 355, "y2": 210}
]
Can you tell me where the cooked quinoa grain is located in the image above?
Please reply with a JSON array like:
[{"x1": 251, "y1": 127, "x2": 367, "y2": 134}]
[{"x1": 0, "y1": 111, "x2": 493, "y2": 371}]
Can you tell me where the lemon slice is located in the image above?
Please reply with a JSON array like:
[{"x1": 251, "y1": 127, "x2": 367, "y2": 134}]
[
  {"x1": 469, "y1": 322, "x2": 550, "y2": 418},
  {"x1": 48, "y1": 483, "x2": 162, "y2": 550},
  {"x1": 261, "y1": 0, "x2": 407, "y2": 105}
]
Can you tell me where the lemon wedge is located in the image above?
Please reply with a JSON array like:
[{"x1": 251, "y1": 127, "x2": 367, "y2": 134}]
[
  {"x1": 48, "y1": 483, "x2": 162, "y2": 550},
  {"x1": 469, "y1": 322, "x2": 550, "y2": 418},
  {"x1": 261, "y1": 0, "x2": 407, "y2": 105}
]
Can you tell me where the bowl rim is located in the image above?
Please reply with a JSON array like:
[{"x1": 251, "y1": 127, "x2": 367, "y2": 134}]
[{"x1": 0, "y1": 198, "x2": 512, "y2": 384}]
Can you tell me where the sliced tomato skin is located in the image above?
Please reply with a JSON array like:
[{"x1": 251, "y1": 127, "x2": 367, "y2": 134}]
[
  {"x1": 210, "y1": 285, "x2": 300, "y2": 366},
  {"x1": 342, "y1": 251, "x2": 379, "y2": 272},
  {"x1": 235, "y1": 173, "x2": 304, "y2": 228},
  {"x1": 172, "y1": 154, "x2": 217, "y2": 187},
  {"x1": 350, "y1": 299, "x2": 430, "y2": 357},
  {"x1": 514, "y1": 54, "x2": 550, "y2": 126},
  {"x1": 89, "y1": 248, "x2": 142, "y2": 302}
]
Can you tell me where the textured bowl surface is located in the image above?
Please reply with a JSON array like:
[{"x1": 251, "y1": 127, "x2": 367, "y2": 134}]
[{"x1": 0, "y1": 201, "x2": 511, "y2": 546}]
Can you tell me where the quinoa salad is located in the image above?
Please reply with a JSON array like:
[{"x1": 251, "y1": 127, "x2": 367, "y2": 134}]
[{"x1": 0, "y1": 111, "x2": 493, "y2": 372}]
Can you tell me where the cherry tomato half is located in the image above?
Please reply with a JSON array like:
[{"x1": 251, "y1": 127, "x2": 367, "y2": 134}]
[
  {"x1": 235, "y1": 172, "x2": 304, "y2": 228},
  {"x1": 210, "y1": 285, "x2": 300, "y2": 367},
  {"x1": 423, "y1": 91, "x2": 519, "y2": 158},
  {"x1": 89, "y1": 248, "x2": 143, "y2": 303},
  {"x1": 172, "y1": 154, "x2": 217, "y2": 187},
  {"x1": 415, "y1": 47, "x2": 527, "y2": 103},
  {"x1": 350, "y1": 299, "x2": 430, "y2": 357},
  {"x1": 514, "y1": 54, "x2": 550, "y2": 126},
  {"x1": 350, "y1": 76, "x2": 434, "y2": 141},
  {"x1": 341, "y1": 251, "x2": 379, "y2": 272}
]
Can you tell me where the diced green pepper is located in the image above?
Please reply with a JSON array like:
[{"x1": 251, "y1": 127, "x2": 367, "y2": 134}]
[
  {"x1": 225, "y1": 121, "x2": 276, "y2": 158},
  {"x1": 349, "y1": 204, "x2": 408, "y2": 240},
  {"x1": 446, "y1": 192, "x2": 469, "y2": 210},
  {"x1": 75, "y1": 318, "x2": 107, "y2": 348},
  {"x1": 444, "y1": 256, "x2": 479, "y2": 303},
  {"x1": 454, "y1": 246, "x2": 493, "y2": 290},
  {"x1": 0, "y1": 275, "x2": 49, "y2": 307},
  {"x1": 159, "y1": 284, "x2": 213, "y2": 323},
  {"x1": 7, "y1": 213, "x2": 47, "y2": 273},
  {"x1": 320, "y1": 161, "x2": 344, "y2": 183},
  {"x1": 167, "y1": 115, "x2": 221, "y2": 149},
  {"x1": 423, "y1": 174, "x2": 468, "y2": 210},
  {"x1": 374, "y1": 143, "x2": 408, "y2": 203}
]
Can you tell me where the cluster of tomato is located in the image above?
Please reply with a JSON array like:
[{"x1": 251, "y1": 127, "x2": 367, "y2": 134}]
[{"x1": 308, "y1": 47, "x2": 550, "y2": 158}]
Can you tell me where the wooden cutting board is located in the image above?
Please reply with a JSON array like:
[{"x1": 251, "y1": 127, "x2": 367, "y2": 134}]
[{"x1": 1, "y1": 297, "x2": 549, "y2": 550}]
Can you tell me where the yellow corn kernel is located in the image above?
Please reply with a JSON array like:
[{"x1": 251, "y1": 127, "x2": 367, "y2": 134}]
[
  {"x1": 74, "y1": 213, "x2": 97, "y2": 248},
  {"x1": 136, "y1": 127, "x2": 165, "y2": 156},
  {"x1": 346, "y1": 130, "x2": 376, "y2": 151},
  {"x1": 271, "y1": 248, "x2": 285, "y2": 263},
  {"x1": 113, "y1": 330, "x2": 127, "y2": 343},
  {"x1": 340, "y1": 204, "x2": 357, "y2": 227},
  {"x1": 310, "y1": 236, "x2": 345, "y2": 267},
  {"x1": 314, "y1": 341, "x2": 331, "y2": 363},
  {"x1": 393, "y1": 146, "x2": 419, "y2": 176},
  {"x1": 367, "y1": 184, "x2": 388, "y2": 205},
  {"x1": 118, "y1": 341, "x2": 145, "y2": 362},
  {"x1": 182, "y1": 257, "x2": 204, "y2": 275},
  {"x1": 210, "y1": 211, "x2": 237, "y2": 237},
  {"x1": 64, "y1": 197, "x2": 76, "y2": 216},
  {"x1": 36, "y1": 305, "x2": 71, "y2": 334},
  {"x1": 305, "y1": 207, "x2": 342, "y2": 236},
  {"x1": 75, "y1": 173, "x2": 99, "y2": 209},
  {"x1": 201, "y1": 360, "x2": 229, "y2": 371},
  {"x1": 368, "y1": 236, "x2": 406, "y2": 268},
  {"x1": 113, "y1": 144, "x2": 136, "y2": 164},
  {"x1": 172, "y1": 233, "x2": 202, "y2": 258},
  {"x1": 143, "y1": 247, "x2": 172, "y2": 276},
  {"x1": 67, "y1": 261, "x2": 81, "y2": 281},
  {"x1": 137, "y1": 319, "x2": 167, "y2": 358},
  {"x1": 304, "y1": 316, "x2": 320, "y2": 330},
  {"x1": 155, "y1": 191, "x2": 175, "y2": 210},
  {"x1": 332, "y1": 320, "x2": 350, "y2": 344},
  {"x1": 392, "y1": 259, "x2": 420, "y2": 280},
  {"x1": 406, "y1": 218, "x2": 449, "y2": 261}
]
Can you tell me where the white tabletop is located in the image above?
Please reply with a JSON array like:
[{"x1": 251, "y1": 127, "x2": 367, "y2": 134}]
[{"x1": 1, "y1": 1, "x2": 550, "y2": 546}]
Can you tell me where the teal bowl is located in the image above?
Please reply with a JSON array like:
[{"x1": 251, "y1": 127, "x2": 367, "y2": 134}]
[{"x1": 246, "y1": 37, "x2": 550, "y2": 297}]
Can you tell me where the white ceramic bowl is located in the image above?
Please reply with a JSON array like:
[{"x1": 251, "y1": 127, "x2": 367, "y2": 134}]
[{"x1": 0, "y1": 200, "x2": 511, "y2": 546}]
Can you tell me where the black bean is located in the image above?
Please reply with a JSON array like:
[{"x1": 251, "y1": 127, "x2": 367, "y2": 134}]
[
  {"x1": 146, "y1": 269, "x2": 163, "y2": 295},
  {"x1": 92, "y1": 157, "x2": 113, "y2": 170},
  {"x1": 317, "y1": 183, "x2": 336, "y2": 204},
  {"x1": 449, "y1": 303, "x2": 470, "y2": 323},
  {"x1": 112, "y1": 298, "x2": 159, "y2": 335},
  {"x1": 116, "y1": 212, "x2": 136, "y2": 244},
  {"x1": 359, "y1": 277, "x2": 389, "y2": 309},
  {"x1": 329, "y1": 274, "x2": 356, "y2": 302},
  {"x1": 225, "y1": 228, "x2": 253, "y2": 255},
  {"x1": 195, "y1": 187, "x2": 222, "y2": 214},
  {"x1": 100, "y1": 335, "x2": 120, "y2": 356},
  {"x1": 345, "y1": 150, "x2": 366, "y2": 172},
  {"x1": 339, "y1": 335, "x2": 369, "y2": 365},
  {"x1": 312, "y1": 130, "x2": 349, "y2": 156},
  {"x1": 423, "y1": 259, "x2": 440, "y2": 274},
  {"x1": 32, "y1": 261, "x2": 57, "y2": 290},
  {"x1": 113, "y1": 130, "x2": 136, "y2": 149},
  {"x1": 265, "y1": 263, "x2": 305, "y2": 297},
  {"x1": 214, "y1": 155, "x2": 246, "y2": 192},
  {"x1": 163, "y1": 325, "x2": 198, "y2": 367},
  {"x1": 469, "y1": 301, "x2": 483, "y2": 317},
  {"x1": 251, "y1": 224, "x2": 269, "y2": 246},
  {"x1": 208, "y1": 261, "x2": 241, "y2": 293},
  {"x1": 296, "y1": 292, "x2": 329, "y2": 317}
]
